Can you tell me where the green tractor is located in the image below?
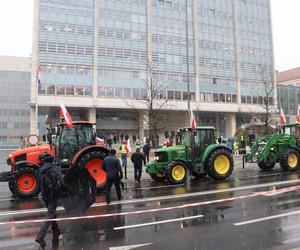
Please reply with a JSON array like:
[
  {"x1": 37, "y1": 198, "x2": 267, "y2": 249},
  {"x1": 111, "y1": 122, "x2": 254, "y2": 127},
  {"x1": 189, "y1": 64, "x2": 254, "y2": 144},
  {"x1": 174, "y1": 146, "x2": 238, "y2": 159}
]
[
  {"x1": 243, "y1": 123, "x2": 300, "y2": 171},
  {"x1": 145, "y1": 126, "x2": 234, "y2": 184}
]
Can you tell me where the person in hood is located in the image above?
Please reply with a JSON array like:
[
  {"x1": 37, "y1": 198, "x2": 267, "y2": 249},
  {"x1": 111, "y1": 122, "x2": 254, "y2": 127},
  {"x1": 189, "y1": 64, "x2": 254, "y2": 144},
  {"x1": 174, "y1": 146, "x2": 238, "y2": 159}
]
[{"x1": 35, "y1": 154, "x2": 65, "y2": 249}]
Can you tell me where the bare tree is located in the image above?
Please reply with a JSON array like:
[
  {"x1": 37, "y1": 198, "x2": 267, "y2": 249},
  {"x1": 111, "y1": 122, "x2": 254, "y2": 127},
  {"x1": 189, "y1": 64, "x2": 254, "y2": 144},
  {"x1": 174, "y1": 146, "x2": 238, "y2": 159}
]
[
  {"x1": 257, "y1": 64, "x2": 277, "y2": 134},
  {"x1": 124, "y1": 61, "x2": 169, "y2": 147}
]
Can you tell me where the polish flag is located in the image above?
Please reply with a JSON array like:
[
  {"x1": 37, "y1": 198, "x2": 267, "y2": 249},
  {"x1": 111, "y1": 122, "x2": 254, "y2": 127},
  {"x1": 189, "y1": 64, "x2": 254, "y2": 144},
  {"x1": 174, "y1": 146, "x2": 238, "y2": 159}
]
[
  {"x1": 125, "y1": 139, "x2": 131, "y2": 153},
  {"x1": 59, "y1": 102, "x2": 73, "y2": 128},
  {"x1": 190, "y1": 110, "x2": 197, "y2": 130},
  {"x1": 280, "y1": 108, "x2": 286, "y2": 125},
  {"x1": 298, "y1": 106, "x2": 300, "y2": 123}
]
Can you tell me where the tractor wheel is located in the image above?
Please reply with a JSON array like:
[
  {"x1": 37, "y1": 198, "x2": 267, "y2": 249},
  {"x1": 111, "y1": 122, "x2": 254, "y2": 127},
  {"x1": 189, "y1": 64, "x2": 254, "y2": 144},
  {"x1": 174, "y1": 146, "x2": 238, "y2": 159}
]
[
  {"x1": 75, "y1": 150, "x2": 107, "y2": 189},
  {"x1": 150, "y1": 173, "x2": 166, "y2": 182},
  {"x1": 10, "y1": 167, "x2": 40, "y2": 198},
  {"x1": 206, "y1": 149, "x2": 234, "y2": 180},
  {"x1": 191, "y1": 171, "x2": 206, "y2": 179},
  {"x1": 165, "y1": 161, "x2": 187, "y2": 185},
  {"x1": 280, "y1": 149, "x2": 300, "y2": 171},
  {"x1": 258, "y1": 162, "x2": 275, "y2": 171}
]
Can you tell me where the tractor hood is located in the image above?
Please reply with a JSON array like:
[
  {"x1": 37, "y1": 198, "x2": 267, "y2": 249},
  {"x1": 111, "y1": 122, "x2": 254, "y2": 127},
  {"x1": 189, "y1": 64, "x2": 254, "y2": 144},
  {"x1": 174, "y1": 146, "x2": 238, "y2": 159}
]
[
  {"x1": 8, "y1": 144, "x2": 54, "y2": 165},
  {"x1": 155, "y1": 145, "x2": 186, "y2": 153}
]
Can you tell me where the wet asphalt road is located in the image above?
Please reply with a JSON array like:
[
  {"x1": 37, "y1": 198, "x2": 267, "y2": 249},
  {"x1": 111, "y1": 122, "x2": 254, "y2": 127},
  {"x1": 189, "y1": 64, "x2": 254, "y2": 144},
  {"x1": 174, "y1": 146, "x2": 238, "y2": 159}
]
[{"x1": 1, "y1": 150, "x2": 300, "y2": 249}]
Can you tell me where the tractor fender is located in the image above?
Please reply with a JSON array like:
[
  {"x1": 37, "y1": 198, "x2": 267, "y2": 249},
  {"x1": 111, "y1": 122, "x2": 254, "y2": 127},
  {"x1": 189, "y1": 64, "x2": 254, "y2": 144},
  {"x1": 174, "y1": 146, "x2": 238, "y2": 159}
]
[
  {"x1": 11, "y1": 160, "x2": 40, "y2": 170},
  {"x1": 70, "y1": 145, "x2": 109, "y2": 167},
  {"x1": 200, "y1": 144, "x2": 232, "y2": 163},
  {"x1": 173, "y1": 159, "x2": 189, "y2": 169}
]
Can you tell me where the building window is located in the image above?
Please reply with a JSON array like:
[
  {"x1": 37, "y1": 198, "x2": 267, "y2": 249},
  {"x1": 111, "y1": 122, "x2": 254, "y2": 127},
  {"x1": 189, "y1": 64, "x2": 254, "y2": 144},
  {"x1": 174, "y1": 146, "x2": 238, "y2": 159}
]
[
  {"x1": 57, "y1": 85, "x2": 66, "y2": 95},
  {"x1": 115, "y1": 87, "x2": 123, "y2": 97},
  {"x1": 124, "y1": 88, "x2": 131, "y2": 98},
  {"x1": 213, "y1": 93, "x2": 219, "y2": 102},
  {"x1": 220, "y1": 93, "x2": 225, "y2": 102},
  {"x1": 241, "y1": 96, "x2": 246, "y2": 104},
  {"x1": 132, "y1": 88, "x2": 139, "y2": 98},
  {"x1": 175, "y1": 91, "x2": 181, "y2": 100},
  {"x1": 98, "y1": 87, "x2": 105, "y2": 97},
  {"x1": 167, "y1": 90, "x2": 174, "y2": 100},
  {"x1": 226, "y1": 94, "x2": 232, "y2": 103}
]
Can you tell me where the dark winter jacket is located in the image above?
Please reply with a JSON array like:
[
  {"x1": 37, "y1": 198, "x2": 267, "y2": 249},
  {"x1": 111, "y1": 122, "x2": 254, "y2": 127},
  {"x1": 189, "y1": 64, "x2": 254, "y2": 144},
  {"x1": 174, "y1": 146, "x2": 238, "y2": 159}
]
[
  {"x1": 143, "y1": 143, "x2": 151, "y2": 155},
  {"x1": 37, "y1": 162, "x2": 65, "y2": 193},
  {"x1": 131, "y1": 152, "x2": 146, "y2": 168},
  {"x1": 103, "y1": 154, "x2": 123, "y2": 180}
]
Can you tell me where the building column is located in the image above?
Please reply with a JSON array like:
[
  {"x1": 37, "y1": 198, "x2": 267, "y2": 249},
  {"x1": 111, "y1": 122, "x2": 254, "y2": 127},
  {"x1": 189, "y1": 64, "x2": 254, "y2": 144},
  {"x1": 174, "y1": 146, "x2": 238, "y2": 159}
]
[
  {"x1": 225, "y1": 113, "x2": 236, "y2": 137},
  {"x1": 192, "y1": 0, "x2": 200, "y2": 102},
  {"x1": 139, "y1": 111, "x2": 149, "y2": 143},
  {"x1": 88, "y1": 108, "x2": 97, "y2": 124},
  {"x1": 30, "y1": 106, "x2": 38, "y2": 135},
  {"x1": 93, "y1": 0, "x2": 99, "y2": 101},
  {"x1": 232, "y1": 0, "x2": 241, "y2": 104}
]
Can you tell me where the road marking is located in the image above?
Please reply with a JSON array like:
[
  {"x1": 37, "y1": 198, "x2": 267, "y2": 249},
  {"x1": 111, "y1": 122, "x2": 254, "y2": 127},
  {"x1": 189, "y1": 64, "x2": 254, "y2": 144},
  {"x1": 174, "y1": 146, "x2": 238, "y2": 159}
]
[
  {"x1": 1, "y1": 179, "x2": 300, "y2": 217},
  {"x1": 109, "y1": 243, "x2": 153, "y2": 250},
  {"x1": 256, "y1": 185, "x2": 300, "y2": 197},
  {"x1": 113, "y1": 215, "x2": 203, "y2": 230},
  {"x1": 234, "y1": 210, "x2": 300, "y2": 226}
]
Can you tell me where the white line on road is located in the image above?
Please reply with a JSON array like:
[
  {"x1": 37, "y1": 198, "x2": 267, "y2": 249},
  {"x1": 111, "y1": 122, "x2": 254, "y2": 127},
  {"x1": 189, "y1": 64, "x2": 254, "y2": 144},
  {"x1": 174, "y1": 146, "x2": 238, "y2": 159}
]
[
  {"x1": 234, "y1": 210, "x2": 300, "y2": 226},
  {"x1": 113, "y1": 215, "x2": 203, "y2": 230},
  {"x1": 109, "y1": 243, "x2": 153, "y2": 250},
  {"x1": 0, "y1": 179, "x2": 300, "y2": 217}
]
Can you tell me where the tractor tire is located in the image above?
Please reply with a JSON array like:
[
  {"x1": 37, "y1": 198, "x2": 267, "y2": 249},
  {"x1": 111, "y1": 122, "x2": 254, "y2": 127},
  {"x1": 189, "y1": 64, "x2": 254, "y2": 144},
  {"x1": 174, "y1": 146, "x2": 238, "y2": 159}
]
[
  {"x1": 10, "y1": 167, "x2": 40, "y2": 198},
  {"x1": 191, "y1": 171, "x2": 206, "y2": 179},
  {"x1": 75, "y1": 150, "x2": 107, "y2": 189},
  {"x1": 280, "y1": 148, "x2": 300, "y2": 171},
  {"x1": 165, "y1": 161, "x2": 187, "y2": 185},
  {"x1": 206, "y1": 149, "x2": 234, "y2": 180},
  {"x1": 150, "y1": 173, "x2": 166, "y2": 182},
  {"x1": 258, "y1": 162, "x2": 275, "y2": 171}
]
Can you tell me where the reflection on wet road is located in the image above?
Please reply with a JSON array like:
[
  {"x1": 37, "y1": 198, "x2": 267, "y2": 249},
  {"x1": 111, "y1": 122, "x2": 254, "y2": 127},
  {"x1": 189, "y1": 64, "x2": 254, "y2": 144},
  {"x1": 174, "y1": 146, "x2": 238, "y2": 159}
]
[{"x1": 1, "y1": 151, "x2": 300, "y2": 249}]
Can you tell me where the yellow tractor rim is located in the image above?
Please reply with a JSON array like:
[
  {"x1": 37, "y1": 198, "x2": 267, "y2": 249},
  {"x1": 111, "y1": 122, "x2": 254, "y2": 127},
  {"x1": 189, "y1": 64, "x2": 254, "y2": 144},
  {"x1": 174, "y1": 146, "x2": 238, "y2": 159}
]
[
  {"x1": 288, "y1": 154, "x2": 298, "y2": 168},
  {"x1": 214, "y1": 155, "x2": 230, "y2": 175},
  {"x1": 172, "y1": 165, "x2": 186, "y2": 181}
]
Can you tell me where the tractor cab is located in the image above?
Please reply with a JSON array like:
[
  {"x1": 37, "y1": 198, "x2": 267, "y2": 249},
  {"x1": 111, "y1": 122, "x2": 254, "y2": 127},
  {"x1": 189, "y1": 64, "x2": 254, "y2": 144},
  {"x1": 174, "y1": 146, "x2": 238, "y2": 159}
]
[
  {"x1": 281, "y1": 123, "x2": 300, "y2": 138},
  {"x1": 53, "y1": 122, "x2": 96, "y2": 166},
  {"x1": 177, "y1": 126, "x2": 215, "y2": 158}
]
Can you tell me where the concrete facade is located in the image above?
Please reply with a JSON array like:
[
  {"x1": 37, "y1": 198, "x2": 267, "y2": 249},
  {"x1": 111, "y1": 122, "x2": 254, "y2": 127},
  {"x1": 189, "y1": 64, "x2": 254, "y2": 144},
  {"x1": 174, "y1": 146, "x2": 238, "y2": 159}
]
[{"x1": 31, "y1": 0, "x2": 275, "y2": 142}]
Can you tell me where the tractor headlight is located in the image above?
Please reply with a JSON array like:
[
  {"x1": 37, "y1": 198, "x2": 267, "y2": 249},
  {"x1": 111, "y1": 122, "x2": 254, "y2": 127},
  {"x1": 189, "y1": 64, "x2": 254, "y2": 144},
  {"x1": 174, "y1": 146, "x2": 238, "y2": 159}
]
[
  {"x1": 154, "y1": 156, "x2": 159, "y2": 161},
  {"x1": 270, "y1": 147, "x2": 274, "y2": 151}
]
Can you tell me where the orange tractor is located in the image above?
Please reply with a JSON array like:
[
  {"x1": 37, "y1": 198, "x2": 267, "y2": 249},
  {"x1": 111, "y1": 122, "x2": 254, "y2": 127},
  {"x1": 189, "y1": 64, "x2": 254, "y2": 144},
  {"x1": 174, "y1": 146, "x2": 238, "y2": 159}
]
[{"x1": 2, "y1": 121, "x2": 109, "y2": 199}]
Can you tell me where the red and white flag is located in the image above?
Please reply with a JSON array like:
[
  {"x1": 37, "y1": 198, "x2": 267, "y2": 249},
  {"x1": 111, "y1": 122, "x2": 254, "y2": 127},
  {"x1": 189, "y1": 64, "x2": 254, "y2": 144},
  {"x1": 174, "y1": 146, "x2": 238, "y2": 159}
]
[
  {"x1": 125, "y1": 139, "x2": 132, "y2": 153},
  {"x1": 190, "y1": 110, "x2": 196, "y2": 130},
  {"x1": 59, "y1": 102, "x2": 73, "y2": 128},
  {"x1": 280, "y1": 108, "x2": 286, "y2": 125},
  {"x1": 298, "y1": 106, "x2": 300, "y2": 123}
]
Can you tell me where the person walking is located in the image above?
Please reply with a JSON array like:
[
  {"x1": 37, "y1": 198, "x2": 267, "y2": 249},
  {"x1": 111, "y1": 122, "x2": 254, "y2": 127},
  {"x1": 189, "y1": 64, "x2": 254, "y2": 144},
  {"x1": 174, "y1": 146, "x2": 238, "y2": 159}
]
[
  {"x1": 103, "y1": 149, "x2": 123, "y2": 204},
  {"x1": 143, "y1": 140, "x2": 151, "y2": 163},
  {"x1": 119, "y1": 141, "x2": 128, "y2": 179},
  {"x1": 35, "y1": 154, "x2": 65, "y2": 249},
  {"x1": 131, "y1": 147, "x2": 146, "y2": 183},
  {"x1": 233, "y1": 141, "x2": 239, "y2": 157}
]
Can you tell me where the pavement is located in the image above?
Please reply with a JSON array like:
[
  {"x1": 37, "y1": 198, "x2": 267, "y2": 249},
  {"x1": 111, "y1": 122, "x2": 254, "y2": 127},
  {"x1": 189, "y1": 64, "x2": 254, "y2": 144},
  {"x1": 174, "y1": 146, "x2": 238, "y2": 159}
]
[{"x1": 1, "y1": 150, "x2": 300, "y2": 249}]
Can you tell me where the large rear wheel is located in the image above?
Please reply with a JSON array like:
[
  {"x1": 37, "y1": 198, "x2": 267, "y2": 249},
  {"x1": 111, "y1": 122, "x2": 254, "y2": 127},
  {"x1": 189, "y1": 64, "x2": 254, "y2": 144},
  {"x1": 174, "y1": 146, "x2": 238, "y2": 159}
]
[
  {"x1": 76, "y1": 150, "x2": 107, "y2": 189},
  {"x1": 10, "y1": 167, "x2": 40, "y2": 198},
  {"x1": 165, "y1": 161, "x2": 187, "y2": 185},
  {"x1": 206, "y1": 149, "x2": 234, "y2": 180},
  {"x1": 280, "y1": 148, "x2": 299, "y2": 171}
]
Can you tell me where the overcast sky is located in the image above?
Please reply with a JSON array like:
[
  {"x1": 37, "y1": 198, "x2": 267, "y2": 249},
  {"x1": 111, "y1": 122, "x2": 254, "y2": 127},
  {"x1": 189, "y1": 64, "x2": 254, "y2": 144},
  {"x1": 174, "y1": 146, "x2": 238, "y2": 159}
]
[{"x1": 0, "y1": 0, "x2": 298, "y2": 72}]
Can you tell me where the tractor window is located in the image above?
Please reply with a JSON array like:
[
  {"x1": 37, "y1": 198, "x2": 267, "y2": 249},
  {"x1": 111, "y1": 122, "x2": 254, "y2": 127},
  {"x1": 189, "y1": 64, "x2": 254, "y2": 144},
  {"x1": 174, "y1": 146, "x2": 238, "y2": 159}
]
[
  {"x1": 195, "y1": 130, "x2": 215, "y2": 147},
  {"x1": 179, "y1": 131, "x2": 192, "y2": 147},
  {"x1": 60, "y1": 127, "x2": 78, "y2": 160},
  {"x1": 283, "y1": 127, "x2": 291, "y2": 135},
  {"x1": 77, "y1": 125, "x2": 94, "y2": 146}
]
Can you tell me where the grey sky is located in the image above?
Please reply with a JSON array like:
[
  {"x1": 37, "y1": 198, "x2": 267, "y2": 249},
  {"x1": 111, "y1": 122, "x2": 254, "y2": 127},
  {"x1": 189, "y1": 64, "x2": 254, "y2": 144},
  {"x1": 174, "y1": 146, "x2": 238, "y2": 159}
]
[{"x1": 0, "y1": 0, "x2": 298, "y2": 72}]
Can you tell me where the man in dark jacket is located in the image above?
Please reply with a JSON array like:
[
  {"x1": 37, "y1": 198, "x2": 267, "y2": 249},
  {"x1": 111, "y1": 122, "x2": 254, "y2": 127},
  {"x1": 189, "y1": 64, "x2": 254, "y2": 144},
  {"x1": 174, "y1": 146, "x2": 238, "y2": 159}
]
[
  {"x1": 103, "y1": 149, "x2": 123, "y2": 204},
  {"x1": 36, "y1": 154, "x2": 65, "y2": 249},
  {"x1": 131, "y1": 147, "x2": 146, "y2": 182},
  {"x1": 142, "y1": 142, "x2": 151, "y2": 163}
]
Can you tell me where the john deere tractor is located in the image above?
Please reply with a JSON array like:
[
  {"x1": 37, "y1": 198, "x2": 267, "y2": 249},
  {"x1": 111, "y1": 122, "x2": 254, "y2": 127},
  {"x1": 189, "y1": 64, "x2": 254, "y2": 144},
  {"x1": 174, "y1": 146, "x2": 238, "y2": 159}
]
[
  {"x1": 244, "y1": 123, "x2": 300, "y2": 171},
  {"x1": 2, "y1": 122, "x2": 109, "y2": 199},
  {"x1": 146, "y1": 126, "x2": 234, "y2": 184}
]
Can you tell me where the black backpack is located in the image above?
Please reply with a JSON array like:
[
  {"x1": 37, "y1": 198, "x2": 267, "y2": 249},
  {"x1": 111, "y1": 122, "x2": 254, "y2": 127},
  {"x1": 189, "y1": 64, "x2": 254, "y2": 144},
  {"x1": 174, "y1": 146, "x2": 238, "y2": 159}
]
[{"x1": 41, "y1": 166, "x2": 61, "y2": 197}]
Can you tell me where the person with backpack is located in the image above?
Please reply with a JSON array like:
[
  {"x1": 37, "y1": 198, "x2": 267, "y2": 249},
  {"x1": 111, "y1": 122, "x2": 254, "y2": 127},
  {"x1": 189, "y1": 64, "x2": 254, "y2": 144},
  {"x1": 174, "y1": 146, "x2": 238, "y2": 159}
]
[
  {"x1": 131, "y1": 147, "x2": 146, "y2": 183},
  {"x1": 103, "y1": 149, "x2": 123, "y2": 205},
  {"x1": 35, "y1": 153, "x2": 65, "y2": 249}
]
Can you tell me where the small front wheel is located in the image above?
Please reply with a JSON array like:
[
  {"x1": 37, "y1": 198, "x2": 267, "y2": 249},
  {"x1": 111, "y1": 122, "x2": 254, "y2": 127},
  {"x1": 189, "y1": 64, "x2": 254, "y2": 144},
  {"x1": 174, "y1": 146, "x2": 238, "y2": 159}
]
[{"x1": 165, "y1": 161, "x2": 187, "y2": 185}]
